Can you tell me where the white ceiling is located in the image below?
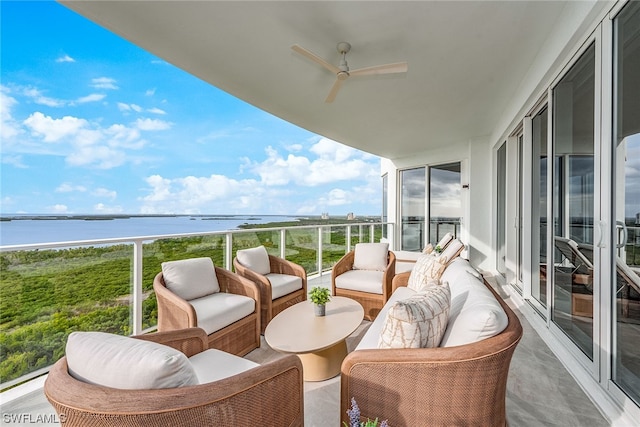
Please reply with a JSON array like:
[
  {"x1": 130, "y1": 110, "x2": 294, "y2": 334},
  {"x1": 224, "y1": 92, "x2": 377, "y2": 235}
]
[{"x1": 60, "y1": 1, "x2": 572, "y2": 160}]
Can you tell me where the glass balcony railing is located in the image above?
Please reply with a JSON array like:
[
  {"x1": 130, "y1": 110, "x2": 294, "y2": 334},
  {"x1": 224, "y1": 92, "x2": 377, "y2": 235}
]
[{"x1": 0, "y1": 221, "x2": 392, "y2": 390}]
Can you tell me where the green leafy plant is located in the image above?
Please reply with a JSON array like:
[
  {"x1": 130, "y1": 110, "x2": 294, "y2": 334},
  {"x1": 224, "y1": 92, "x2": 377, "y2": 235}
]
[
  {"x1": 434, "y1": 244, "x2": 443, "y2": 254},
  {"x1": 309, "y1": 286, "x2": 331, "y2": 305}
]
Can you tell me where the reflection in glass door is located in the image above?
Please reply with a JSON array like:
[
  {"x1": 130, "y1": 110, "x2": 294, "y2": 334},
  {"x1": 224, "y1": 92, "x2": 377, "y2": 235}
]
[
  {"x1": 429, "y1": 163, "x2": 461, "y2": 244},
  {"x1": 532, "y1": 106, "x2": 548, "y2": 310},
  {"x1": 613, "y1": 0, "x2": 640, "y2": 405},
  {"x1": 400, "y1": 167, "x2": 425, "y2": 251},
  {"x1": 497, "y1": 143, "x2": 507, "y2": 276},
  {"x1": 551, "y1": 43, "x2": 595, "y2": 360}
]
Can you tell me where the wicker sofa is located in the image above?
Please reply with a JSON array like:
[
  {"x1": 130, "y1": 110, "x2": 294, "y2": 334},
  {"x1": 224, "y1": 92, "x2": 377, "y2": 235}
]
[
  {"x1": 340, "y1": 256, "x2": 523, "y2": 426},
  {"x1": 45, "y1": 328, "x2": 304, "y2": 427}
]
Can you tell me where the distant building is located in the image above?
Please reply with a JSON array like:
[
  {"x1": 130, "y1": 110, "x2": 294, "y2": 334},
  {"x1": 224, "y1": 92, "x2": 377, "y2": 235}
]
[
  {"x1": 321, "y1": 212, "x2": 329, "y2": 220},
  {"x1": 347, "y1": 212, "x2": 355, "y2": 220}
]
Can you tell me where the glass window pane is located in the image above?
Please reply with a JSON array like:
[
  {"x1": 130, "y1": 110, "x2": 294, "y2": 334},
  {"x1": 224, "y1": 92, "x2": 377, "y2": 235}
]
[
  {"x1": 400, "y1": 168, "x2": 425, "y2": 251},
  {"x1": 532, "y1": 106, "x2": 548, "y2": 310},
  {"x1": 551, "y1": 42, "x2": 595, "y2": 360},
  {"x1": 613, "y1": 0, "x2": 640, "y2": 405}
]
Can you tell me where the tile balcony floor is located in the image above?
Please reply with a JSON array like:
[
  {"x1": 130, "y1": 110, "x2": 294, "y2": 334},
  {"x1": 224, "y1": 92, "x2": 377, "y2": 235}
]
[{"x1": 1, "y1": 273, "x2": 609, "y2": 426}]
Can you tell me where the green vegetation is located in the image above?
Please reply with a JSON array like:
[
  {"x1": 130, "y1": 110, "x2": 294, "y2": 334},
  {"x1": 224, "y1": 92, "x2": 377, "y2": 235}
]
[{"x1": 0, "y1": 220, "x2": 383, "y2": 385}]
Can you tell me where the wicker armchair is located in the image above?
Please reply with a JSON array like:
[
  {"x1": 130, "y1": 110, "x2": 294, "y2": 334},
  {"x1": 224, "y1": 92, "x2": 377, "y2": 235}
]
[
  {"x1": 154, "y1": 262, "x2": 260, "y2": 356},
  {"x1": 233, "y1": 247, "x2": 307, "y2": 334},
  {"x1": 332, "y1": 244, "x2": 396, "y2": 321},
  {"x1": 340, "y1": 273, "x2": 523, "y2": 426},
  {"x1": 44, "y1": 328, "x2": 304, "y2": 427}
]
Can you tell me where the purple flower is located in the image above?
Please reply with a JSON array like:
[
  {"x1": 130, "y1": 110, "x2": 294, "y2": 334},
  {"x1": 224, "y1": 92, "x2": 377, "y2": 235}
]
[
  {"x1": 380, "y1": 420, "x2": 389, "y2": 427},
  {"x1": 347, "y1": 397, "x2": 361, "y2": 427}
]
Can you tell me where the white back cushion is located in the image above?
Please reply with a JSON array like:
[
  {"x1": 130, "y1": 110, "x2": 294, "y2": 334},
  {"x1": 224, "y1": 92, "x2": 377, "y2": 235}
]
[
  {"x1": 407, "y1": 254, "x2": 447, "y2": 292},
  {"x1": 66, "y1": 332, "x2": 198, "y2": 389},
  {"x1": 353, "y1": 242, "x2": 389, "y2": 271},
  {"x1": 161, "y1": 257, "x2": 220, "y2": 301},
  {"x1": 378, "y1": 282, "x2": 451, "y2": 349},
  {"x1": 237, "y1": 245, "x2": 271, "y2": 275},
  {"x1": 439, "y1": 238, "x2": 464, "y2": 264}
]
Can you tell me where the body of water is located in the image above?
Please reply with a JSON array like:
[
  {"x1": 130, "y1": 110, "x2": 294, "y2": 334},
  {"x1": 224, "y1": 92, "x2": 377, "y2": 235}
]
[{"x1": 0, "y1": 215, "x2": 300, "y2": 246}]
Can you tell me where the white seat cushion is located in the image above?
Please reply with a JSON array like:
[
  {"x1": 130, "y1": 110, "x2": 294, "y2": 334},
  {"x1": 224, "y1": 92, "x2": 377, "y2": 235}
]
[
  {"x1": 189, "y1": 348, "x2": 259, "y2": 384},
  {"x1": 161, "y1": 257, "x2": 220, "y2": 301},
  {"x1": 66, "y1": 332, "x2": 198, "y2": 390},
  {"x1": 378, "y1": 282, "x2": 451, "y2": 349},
  {"x1": 236, "y1": 246, "x2": 271, "y2": 275},
  {"x1": 334, "y1": 269, "x2": 384, "y2": 294},
  {"x1": 265, "y1": 273, "x2": 303, "y2": 299},
  {"x1": 189, "y1": 292, "x2": 256, "y2": 335},
  {"x1": 353, "y1": 242, "x2": 389, "y2": 271}
]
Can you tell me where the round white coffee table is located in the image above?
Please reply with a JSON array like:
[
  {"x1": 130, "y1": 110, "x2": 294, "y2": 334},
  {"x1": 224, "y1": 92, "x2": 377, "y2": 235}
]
[{"x1": 264, "y1": 296, "x2": 364, "y2": 381}]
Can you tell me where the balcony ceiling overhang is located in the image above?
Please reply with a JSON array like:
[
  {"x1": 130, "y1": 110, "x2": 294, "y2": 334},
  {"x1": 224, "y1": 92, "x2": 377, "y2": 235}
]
[{"x1": 60, "y1": 1, "x2": 574, "y2": 160}]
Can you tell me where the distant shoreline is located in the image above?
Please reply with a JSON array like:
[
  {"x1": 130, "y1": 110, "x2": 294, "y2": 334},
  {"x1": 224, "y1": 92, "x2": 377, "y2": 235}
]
[{"x1": 0, "y1": 214, "x2": 317, "y2": 222}]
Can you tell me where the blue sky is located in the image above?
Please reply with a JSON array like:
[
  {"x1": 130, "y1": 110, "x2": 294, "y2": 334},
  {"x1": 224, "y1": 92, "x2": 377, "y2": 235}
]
[{"x1": 0, "y1": 1, "x2": 382, "y2": 216}]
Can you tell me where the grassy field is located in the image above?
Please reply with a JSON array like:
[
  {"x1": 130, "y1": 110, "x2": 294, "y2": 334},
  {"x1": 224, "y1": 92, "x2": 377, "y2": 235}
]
[{"x1": 0, "y1": 220, "x2": 382, "y2": 385}]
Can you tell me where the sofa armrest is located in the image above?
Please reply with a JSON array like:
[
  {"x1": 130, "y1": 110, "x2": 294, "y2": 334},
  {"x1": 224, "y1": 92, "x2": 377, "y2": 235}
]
[
  {"x1": 391, "y1": 271, "x2": 411, "y2": 293},
  {"x1": 216, "y1": 266, "x2": 260, "y2": 302},
  {"x1": 331, "y1": 250, "x2": 355, "y2": 292},
  {"x1": 382, "y1": 251, "x2": 396, "y2": 298},
  {"x1": 133, "y1": 327, "x2": 208, "y2": 357},
  {"x1": 153, "y1": 273, "x2": 197, "y2": 331}
]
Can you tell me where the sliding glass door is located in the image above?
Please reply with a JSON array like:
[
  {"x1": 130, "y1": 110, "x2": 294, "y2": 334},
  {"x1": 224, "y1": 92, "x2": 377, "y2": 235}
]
[
  {"x1": 400, "y1": 167, "x2": 425, "y2": 251},
  {"x1": 429, "y1": 163, "x2": 462, "y2": 244},
  {"x1": 551, "y1": 42, "x2": 596, "y2": 360},
  {"x1": 612, "y1": 0, "x2": 640, "y2": 405}
]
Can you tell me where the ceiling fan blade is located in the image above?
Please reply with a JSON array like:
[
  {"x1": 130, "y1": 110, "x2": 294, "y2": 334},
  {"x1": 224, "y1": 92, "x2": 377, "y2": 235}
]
[
  {"x1": 325, "y1": 79, "x2": 344, "y2": 103},
  {"x1": 291, "y1": 44, "x2": 341, "y2": 74},
  {"x1": 349, "y1": 62, "x2": 408, "y2": 77}
]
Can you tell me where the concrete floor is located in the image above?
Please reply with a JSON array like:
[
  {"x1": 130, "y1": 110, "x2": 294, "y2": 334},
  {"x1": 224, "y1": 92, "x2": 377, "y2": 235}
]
[{"x1": 1, "y1": 273, "x2": 609, "y2": 426}]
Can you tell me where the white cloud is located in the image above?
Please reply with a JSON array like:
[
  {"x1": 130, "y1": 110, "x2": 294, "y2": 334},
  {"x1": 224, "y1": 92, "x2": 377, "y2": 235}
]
[
  {"x1": 23, "y1": 87, "x2": 65, "y2": 107},
  {"x1": 92, "y1": 188, "x2": 117, "y2": 200},
  {"x1": 117, "y1": 102, "x2": 131, "y2": 112},
  {"x1": 145, "y1": 88, "x2": 156, "y2": 96},
  {"x1": 91, "y1": 77, "x2": 118, "y2": 90},
  {"x1": 135, "y1": 118, "x2": 172, "y2": 131},
  {"x1": 249, "y1": 138, "x2": 379, "y2": 187},
  {"x1": 147, "y1": 107, "x2": 166, "y2": 115},
  {"x1": 76, "y1": 93, "x2": 106, "y2": 103},
  {"x1": 56, "y1": 183, "x2": 87, "y2": 193},
  {"x1": 0, "y1": 88, "x2": 23, "y2": 141},
  {"x1": 56, "y1": 54, "x2": 75, "y2": 63},
  {"x1": 24, "y1": 112, "x2": 88, "y2": 142},
  {"x1": 1, "y1": 155, "x2": 27, "y2": 168},
  {"x1": 49, "y1": 204, "x2": 68, "y2": 213},
  {"x1": 94, "y1": 203, "x2": 123, "y2": 213}
]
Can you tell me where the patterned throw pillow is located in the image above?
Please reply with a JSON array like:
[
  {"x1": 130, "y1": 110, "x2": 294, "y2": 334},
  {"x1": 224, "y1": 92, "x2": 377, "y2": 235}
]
[
  {"x1": 407, "y1": 254, "x2": 448, "y2": 292},
  {"x1": 378, "y1": 282, "x2": 451, "y2": 349}
]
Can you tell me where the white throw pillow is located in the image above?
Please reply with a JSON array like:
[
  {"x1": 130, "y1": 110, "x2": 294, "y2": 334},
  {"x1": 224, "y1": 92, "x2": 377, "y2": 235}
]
[
  {"x1": 378, "y1": 282, "x2": 451, "y2": 349},
  {"x1": 161, "y1": 257, "x2": 220, "y2": 301},
  {"x1": 439, "y1": 238, "x2": 464, "y2": 264},
  {"x1": 236, "y1": 245, "x2": 271, "y2": 275},
  {"x1": 407, "y1": 254, "x2": 447, "y2": 291},
  {"x1": 353, "y1": 242, "x2": 389, "y2": 271},
  {"x1": 66, "y1": 332, "x2": 198, "y2": 390},
  {"x1": 436, "y1": 232, "x2": 454, "y2": 250}
]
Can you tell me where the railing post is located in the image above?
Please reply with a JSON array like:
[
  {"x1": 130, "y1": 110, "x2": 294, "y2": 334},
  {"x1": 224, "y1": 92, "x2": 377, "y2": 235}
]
[
  {"x1": 346, "y1": 225, "x2": 352, "y2": 252},
  {"x1": 317, "y1": 226, "x2": 323, "y2": 276},
  {"x1": 225, "y1": 232, "x2": 233, "y2": 270},
  {"x1": 132, "y1": 240, "x2": 143, "y2": 335},
  {"x1": 370, "y1": 224, "x2": 375, "y2": 242},
  {"x1": 280, "y1": 228, "x2": 286, "y2": 259}
]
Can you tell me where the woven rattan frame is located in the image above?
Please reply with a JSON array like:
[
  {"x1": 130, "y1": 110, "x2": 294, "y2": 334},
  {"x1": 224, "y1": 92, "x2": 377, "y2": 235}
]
[
  {"x1": 331, "y1": 250, "x2": 396, "y2": 321},
  {"x1": 233, "y1": 255, "x2": 307, "y2": 334},
  {"x1": 153, "y1": 266, "x2": 260, "y2": 356},
  {"x1": 340, "y1": 273, "x2": 523, "y2": 426},
  {"x1": 44, "y1": 328, "x2": 304, "y2": 427}
]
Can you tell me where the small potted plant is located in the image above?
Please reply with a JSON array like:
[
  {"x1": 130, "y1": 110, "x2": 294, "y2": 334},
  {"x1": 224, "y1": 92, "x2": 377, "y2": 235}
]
[
  {"x1": 434, "y1": 244, "x2": 443, "y2": 254},
  {"x1": 309, "y1": 286, "x2": 331, "y2": 317}
]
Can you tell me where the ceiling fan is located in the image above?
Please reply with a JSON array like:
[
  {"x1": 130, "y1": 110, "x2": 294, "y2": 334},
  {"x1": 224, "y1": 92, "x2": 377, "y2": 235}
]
[{"x1": 291, "y1": 42, "x2": 408, "y2": 103}]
